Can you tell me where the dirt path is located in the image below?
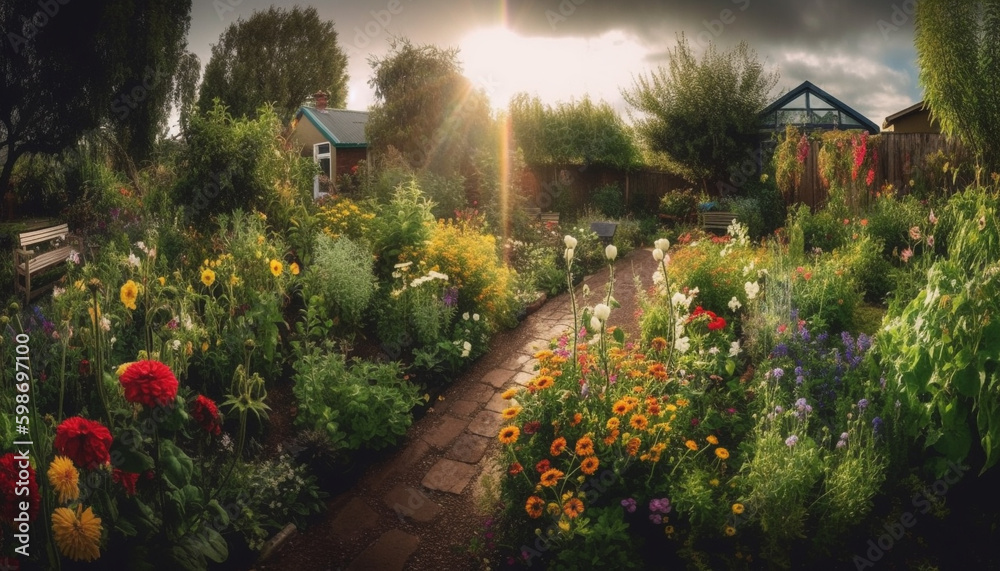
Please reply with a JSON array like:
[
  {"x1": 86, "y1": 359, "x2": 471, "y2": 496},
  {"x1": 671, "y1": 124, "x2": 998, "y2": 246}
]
[{"x1": 253, "y1": 247, "x2": 660, "y2": 571}]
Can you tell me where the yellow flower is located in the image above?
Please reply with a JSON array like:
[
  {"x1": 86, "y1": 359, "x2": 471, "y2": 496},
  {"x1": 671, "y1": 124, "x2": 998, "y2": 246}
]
[
  {"x1": 51, "y1": 505, "x2": 102, "y2": 562},
  {"x1": 157, "y1": 276, "x2": 166, "y2": 286},
  {"x1": 200, "y1": 268, "x2": 216, "y2": 287},
  {"x1": 290, "y1": 262, "x2": 300, "y2": 275},
  {"x1": 498, "y1": 426, "x2": 519, "y2": 445},
  {"x1": 629, "y1": 414, "x2": 649, "y2": 431},
  {"x1": 201, "y1": 341, "x2": 210, "y2": 353},
  {"x1": 269, "y1": 259, "x2": 283, "y2": 276},
  {"x1": 732, "y1": 503, "x2": 745, "y2": 515},
  {"x1": 47, "y1": 456, "x2": 79, "y2": 504},
  {"x1": 230, "y1": 274, "x2": 240, "y2": 286},
  {"x1": 502, "y1": 406, "x2": 522, "y2": 420},
  {"x1": 716, "y1": 447, "x2": 730, "y2": 460},
  {"x1": 120, "y1": 280, "x2": 138, "y2": 310},
  {"x1": 606, "y1": 417, "x2": 620, "y2": 430},
  {"x1": 257, "y1": 234, "x2": 265, "y2": 245},
  {"x1": 74, "y1": 279, "x2": 85, "y2": 291},
  {"x1": 706, "y1": 435, "x2": 719, "y2": 445},
  {"x1": 501, "y1": 388, "x2": 518, "y2": 400},
  {"x1": 709, "y1": 478, "x2": 720, "y2": 487},
  {"x1": 724, "y1": 525, "x2": 736, "y2": 536},
  {"x1": 115, "y1": 362, "x2": 135, "y2": 378},
  {"x1": 665, "y1": 525, "x2": 675, "y2": 535},
  {"x1": 685, "y1": 440, "x2": 699, "y2": 451}
]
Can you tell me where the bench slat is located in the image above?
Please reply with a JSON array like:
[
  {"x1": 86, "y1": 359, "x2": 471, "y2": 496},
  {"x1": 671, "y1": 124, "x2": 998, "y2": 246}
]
[
  {"x1": 16, "y1": 247, "x2": 73, "y2": 275},
  {"x1": 19, "y1": 224, "x2": 70, "y2": 247}
]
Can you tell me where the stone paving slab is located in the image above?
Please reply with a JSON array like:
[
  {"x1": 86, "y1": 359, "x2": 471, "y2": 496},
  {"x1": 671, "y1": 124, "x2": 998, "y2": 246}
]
[
  {"x1": 421, "y1": 458, "x2": 480, "y2": 494},
  {"x1": 455, "y1": 382, "x2": 495, "y2": 404},
  {"x1": 484, "y1": 391, "x2": 509, "y2": 413},
  {"x1": 347, "y1": 529, "x2": 420, "y2": 571},
  {"x1": 446, "y1": 399, "x2": 479, "y2": 419},
  {"x1": 421, "y1": 415, "x2": 468, "y2": 449},
  {"x1": 384, "y1": 484, "x2": 442, "y2": 523},
  {"x1": 445, "y1": 433, "x2": 490, "y2": 464},
  {"x1": 467, "y1": 409, "x2": 503, "y2": 438},
  {"x1": 500, "y1": 353, "x2": 532, "y2": 370},
  {"x1": 481, "y1": 368, "x2": 516, "y2": 388},
  {"x1": 519, "y1": 358, "x2": 540, "y2": 373},
  {"x1": 512, "y1": 371, "x2": 535, "y2": 386},
  {"x1": 330, "y1": 497, "x2": 379, "y2": 538},
  {"x1": 367, "y1": 439, "x2": 431, "y2": 489}
]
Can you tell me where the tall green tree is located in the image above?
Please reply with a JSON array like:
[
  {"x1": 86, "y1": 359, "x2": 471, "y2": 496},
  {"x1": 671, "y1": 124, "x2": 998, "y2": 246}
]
[
  {"x1": 916, "y1": 0, "x2": 1000, "y2": 174},
  {"x1": 366, "y1": 37, "x2": 493, "y2": 178},
  {"x1": 198, "y1": 6, "x2": 349, "y2": 122},
  {"x1": 0, "y1": 0, "x2": 192, "y2": 201},
  {"x1": 623, "y1": 34, "x2": 778, "y2": 188},
  {"x1": 509, "y1": 93, "x2": 642, "y2": 170}
]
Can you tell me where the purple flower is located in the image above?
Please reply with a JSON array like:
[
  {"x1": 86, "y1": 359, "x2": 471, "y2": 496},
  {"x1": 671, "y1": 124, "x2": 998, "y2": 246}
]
[
  {"x1": 795, "y1": 398, "x2": 809, "y2": 410},
  {"x1": 836, "y1": 439, "x2": 847, "y2": 449},
  {"x1": 840, "y1": 432, "x2": 849, "y2": 441},
  {"x1": 774, "y1": 406, "x2": 784, "y2": 414},
  {"x1": 442, "y1": 287, "x2": 458, "y2": 307},
  {"x1": 621, "y1": 498, "x2": 637, "y2": 513},
  {"x1": 857, "y1": 399, "x2": 869, "y2": 411},
  {"x1": 773, "y1": 343, "x2": 789, "y2": 358},
  {"x1": 794, "y1": 366, "x2": 804, "y2": 376},
  {"x1": 649, "y1": 514, "x2": 662, "y2": 524},
  {"x1": 795, "y1": 375, "x2": 805, "y2": 386},
  {"x1": 872, "y1": 417, "x2": 883, "y2": 435},
  {"x1": 772, "y1": 367, "x2": 785, "y2": 379},
  {"x1": 649, "y1": 497, "x2": 672, "y2": 514},
  {"x1": 785, "y1": 435, "x2": 799, "y2": 447}
]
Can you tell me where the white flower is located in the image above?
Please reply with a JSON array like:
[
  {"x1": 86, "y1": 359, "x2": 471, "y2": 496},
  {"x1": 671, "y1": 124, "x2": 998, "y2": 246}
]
[
  {"x1": 674, "y1": 336, "x2": 691, "y2": 353},
  {"x1": 728, "y1": 296, "x2": 742, "y2": 311},
  {"x1": 52, "y1": 286, "x2": 65, "y2": 298},
  {"x1": 100, "y1": 317, "x2": 111, "y2": 332},
  {"x1": 461, "y1": 341, "x2": 472, "y2": 358},
  {"x1": 708, "y1": 346, "x2": 720, "y2": 355},
  {"x1": 463, "y1": 312, "x2": 470, "y2": 320},
  {"x1": 757, "y1": 268, "x2": 769, "y2": 278},
  {"x1": 594, "y1": 303, "x2": 611, "y2": 322},
  {"x1": 565, "y1": 248, "x2": 574, "y2": 264},
  {"x1": 394, "y1": 261, "x2": 413, "y2": 269},
  {"x1": 744, "y1": 281, "x2": 760, "y2": 300},
  {"x1": 136, "y1": 241, "x2": 147, "y2": 254},
  {"x1": 671, "y1": 292, "x2": 689, "y2": 308},
  {"x1": 473, "y1": 313, "x2": 480, "y2": 322},
  {"x1": 582, "y1": 284, "x2": 590, "y2": 296},
  {"x1": 428, "y1": 270, "x2": 448, "y2": 281},
  {"x1": 109, "y1": 336, "x2": 117, "y2": 346},
  {"x1": 654, "y1": 238, "x2": 670, "y2": 251},
  {"x1": 605, "y1": 244, "x2": 617, "y2": 261},
  {"x1": 564, "y1": 235, "x2": 578, "y2": 249},
  {"x1": 729, "y1": 340, "x2": 742, "y2": 357},
  {"x1": 67, "y1": 250, "x2": 80, "y2": 264},
  {"x1": 590, "y1": 315, "x2": 602, "y2": 331},
  {"x1": 653, "y1": 248, "x2": 664, "y2": 261},
  {"x1": 127, "y1": 252, "x2": 141, "y2": 268},
  {"x1": 170, "y1": 339, "x2": 181, "y2": 351}
]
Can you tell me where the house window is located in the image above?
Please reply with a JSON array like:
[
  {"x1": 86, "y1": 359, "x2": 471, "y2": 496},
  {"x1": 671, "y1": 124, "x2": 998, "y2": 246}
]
[{"x1": 313, "y1": 142, "x2": 332, "y2": 198}]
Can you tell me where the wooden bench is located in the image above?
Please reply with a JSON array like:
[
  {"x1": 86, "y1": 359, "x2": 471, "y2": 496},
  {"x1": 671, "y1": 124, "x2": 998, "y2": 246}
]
[
  {"x1": 522, "y1": 207, "x2": 561, "y2": 225},
  {"x1": 14, "y1": 222, "x2": 78, "y2": 302},
  {"x1": 699, "y1": 211, "x2": 737, "y2": 234}
]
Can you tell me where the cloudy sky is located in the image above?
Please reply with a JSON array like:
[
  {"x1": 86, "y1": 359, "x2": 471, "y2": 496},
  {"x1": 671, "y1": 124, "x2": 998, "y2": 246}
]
[{"x1": 187, "y1": 0, "x2": 922, "y2": 126}]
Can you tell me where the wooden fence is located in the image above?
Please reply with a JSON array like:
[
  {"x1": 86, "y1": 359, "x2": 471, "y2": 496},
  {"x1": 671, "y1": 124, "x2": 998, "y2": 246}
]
[{"x1": 520, "y1": 133, "x2": 970, "y2": 215}]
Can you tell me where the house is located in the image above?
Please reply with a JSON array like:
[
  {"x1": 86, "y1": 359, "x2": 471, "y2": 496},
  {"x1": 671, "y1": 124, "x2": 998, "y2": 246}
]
[
  {"x1": 287, "y1": 91, "x2": 369, "y2": 198},
  {"x1": 882, "y1": 101, "x2": 940, "y2": 133},
  {"x1": 759, "y1": 81, "x2": 880, "y2": 134}
]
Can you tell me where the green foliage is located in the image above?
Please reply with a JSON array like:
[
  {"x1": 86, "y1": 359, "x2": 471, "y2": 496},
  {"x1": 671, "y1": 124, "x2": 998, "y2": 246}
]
[
  {"x1": 865, "y1": 192, "x2": 927, "y2": 258},
  {"x1": 915, "y1": 0, "x2": 1000, "y2": 172},
  {"x1": 722, "y1": 196, "x2": 765, "y2": 241},
  {"x1": 591, "y1": 183, "x2": 626, "y2": 218},
  {"x1": 773, "y1": 125, "x2": 808, "y2": 199},
  {"x1": 174, "y1": 102, "x2": 313, "y2": 225},
  {"x1": 366, "y1": 37, "x2": 493, "y2": 178},
  {"x1": 789, "y1": 203, "x2": 845, "y2": 253},
  {"x1": 292, "y1": 344, "x2": 421, "y2": 451},
  {"x1": 301, "y1": 233, "x2": 376, "y2": 331},
  {"x1": 369, "y1": 179, "x2": 435, "y2": 279},
  {"x1": 788, "y1": 255, "x2": 860, "y2": 333},
  {"x1": 659, "y1": 188, "x2": 698, "y2": 220},
  {"x1": 838, "y1": 234, "x2": 895, "y2": 303},
  {"x1": 744, "y1": 174, "x2": 787, "y2": 237},
  {"x1": 509, "y1": 93, "x2": 643, "y2": 170},
  {"x1": 879, "y1": 186, "x2": 1000, "y2": 474},
  {"x1": 198, "y1": 5, "x2": 348, "y2": 121},
  {"x1": 548, "y1": 507, "x2": 643, "y2": 570},
  {"x1": 623, "y1": 35, "x2": 779, "y2": 185}
]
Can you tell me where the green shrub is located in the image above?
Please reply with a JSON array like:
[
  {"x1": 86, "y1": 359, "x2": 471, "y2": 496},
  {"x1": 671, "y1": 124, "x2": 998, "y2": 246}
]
[
  {"x1": 302, "y1": 234, "x2": 377, "y2": 331},
  {"x1": 369, "y1": 181, "x2": 435, "y2": 279},
  {"x1": 789, "y1": 254, "x2": 860, "y2": 332},
  {"x1": 659, "y1": 188, "x2": 698, "y2": 219},
  {"x1": 790, "y1": 203, "x2": 845, "y2": 253},
  {"x1": 838, "y1": 235, "x2": 894, "y2": 304},
  {"x1": 292, "y1": 344, "x2": 421, "y2": 452},
  {"x1": 745, "y1": 175, "x2": 786, "y2": 236},
  {"x1": 865, "y1": 192, "x2": 926, "y2": 258},
  {"x1": 723, "y1": 196, "x2": 765, "y2": 240},
  {"x1": 591, "y1": 182, "x2": 626, "y2": 218}
]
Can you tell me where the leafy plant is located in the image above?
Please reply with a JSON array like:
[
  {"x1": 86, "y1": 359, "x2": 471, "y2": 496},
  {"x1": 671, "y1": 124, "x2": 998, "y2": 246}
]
[{"x1": 301, "y1": 233, "x2": 376, "y2": 332}]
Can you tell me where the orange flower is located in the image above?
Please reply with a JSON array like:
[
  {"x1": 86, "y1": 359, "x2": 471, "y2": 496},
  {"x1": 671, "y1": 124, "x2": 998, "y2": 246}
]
[
  {"x1": 525, "y1": 496, "x2": 544, "y2": 518},
  {"x1": 540, "y1": 468, "x2": 564, "y2": 487},
  {"x1": 535, "y1": 375, "x2": 555, "y2": 389},
  {"x1": 502, "y1": 406, "x2": 522, "y2": 420},
  {"x1": 626, "y1": 437, "x2": 641, "y2": 456},
  {"x1": 574, "y1": 436, "x2": 595, "y2": 456},
  {"x1": 563, "y1": 497, "x2": 585, "y2": 519},
  {"x1": 580, "y1": 456, "x2": 600, "y2": 475},
  {"x1": 685, "y1": 440, "x2": 699, "y2": 451},
  {"x1": 612, "y1": 400, "x2": 628, "y2": 416},
  {"x1": 706, "y1": 435, "x2": 719, "y2": 445},
  {"x1": 651, "y1": 337, "x2": 668, "y2": 351},
  {"x1": 630, "y1": 414, "x2": 649, "y2": 431},
  {"x1": 716, "y1": 447, "x2": 730, "y2": 460},
  {"x1": 508, "y1": 462, "x2": 523, "y2": 475},
  {"x1": 498, "y1": 426, "x2": 519, "y2": 445},
  {"x1": 550, "y1": 437, "x2": 567, "y2": 456},
  {"x1": 860, "y1": 218, "x2": 868, "y2": 226},
  {"x1": 570, "y1": 412, "x2": 583, "y2": 426}
]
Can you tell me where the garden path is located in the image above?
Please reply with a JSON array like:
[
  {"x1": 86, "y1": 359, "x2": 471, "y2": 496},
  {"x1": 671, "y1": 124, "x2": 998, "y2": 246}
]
[{"x1": 254, "y1": 247, "x2": 659, "y2": 571}]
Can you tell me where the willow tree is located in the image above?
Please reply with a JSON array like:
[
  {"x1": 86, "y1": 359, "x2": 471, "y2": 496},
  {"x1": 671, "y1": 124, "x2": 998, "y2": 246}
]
[{"x1": 916, "y1": 0, "x2": 1000, "y2": 174}]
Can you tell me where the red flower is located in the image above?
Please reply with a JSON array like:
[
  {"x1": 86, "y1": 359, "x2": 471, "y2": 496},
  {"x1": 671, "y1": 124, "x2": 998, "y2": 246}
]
[
  {"x1": 0, "y1": 453, "x2": 39, "y2": 524},
  {"x1": 78, "y1": 359, "x2": 91, "y2": 377},
  {"x1": 707, "y1": 317, "x2": 727, "y2": 331},
  {"x1": 112, "y1": 469, "x2": 140, "y2": 496},
  {"x1": 523, "y1": 421, "x2": 541, "y2": 435},
  {"x1": 54, "y1": 417, "x2": 113, "y2": 470},
  {"x1": 119, "y1": 360, "x2": 179, "y2": 408},
  {"x1": 508, "y1": 462, "x2": 523, "y2": 476},
  {"x1": 190, "y1": 395, "x2": 222, "y2": 435},
  {"x1": 535, "y1": 459, "x2": 551, "y2": 474}
]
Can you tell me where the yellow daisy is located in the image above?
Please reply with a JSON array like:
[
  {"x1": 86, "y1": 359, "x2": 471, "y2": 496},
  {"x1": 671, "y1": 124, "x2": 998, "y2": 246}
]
[
  {"x1": 290, "y1": 262, "x2": 301, "y2": 275},
  {"x1": 119, "y1": 280, "x2": 138, "y2": 310},
  {"x1": 51, "y1": 505, "x2": 102, "y2": 562},
  {"x1": 269, "y1": 259, "x2": 283, "y2": 276},
  {"x1": 47, "y1": 456, "x2": 79, "y2": 504},
  {"x1": 200, "y1": 268, "x2": 216, "y2": 287},
  {"x1": 498, "y1": 426, "x2": 519, "y2": 445}
]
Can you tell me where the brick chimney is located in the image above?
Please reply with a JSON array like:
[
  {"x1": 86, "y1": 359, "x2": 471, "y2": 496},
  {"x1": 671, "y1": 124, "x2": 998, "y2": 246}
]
[{"x1": 313, "y1": 90, "x2": 329, "y2": 110}]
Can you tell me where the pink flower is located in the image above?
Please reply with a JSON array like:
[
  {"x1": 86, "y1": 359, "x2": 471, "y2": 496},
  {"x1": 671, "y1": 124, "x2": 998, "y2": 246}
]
[
  {"x1": 929, "y1": 210, "x2": 938, "y2": 224},
  {"x1": 866, "y1": 168, "x2": 875, "y2": 187},
  {"x1": 901, "y1": 248, "x2": 913, "y2": 263},
  {"x1": 927, "y1": 235, "x2": 935, "y2": 247},
  {"x1": 909, "y1": 226, "x2": 921, "y2": 240}
]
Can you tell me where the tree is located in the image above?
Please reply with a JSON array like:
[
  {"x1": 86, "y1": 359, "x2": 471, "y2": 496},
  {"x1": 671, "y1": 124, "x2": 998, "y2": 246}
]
[
  {"x1": 366, "y1": 37, "x2": 493, "y2": 178},
  {"x1": 916, "y1": 0, "x2": 1000, "y2": 174},
  {"x1": 0, "y1": 0, "x2": 192, "y2": 204},
  {"x1": 623, "y1": 34, "x2": 778, "y2": 189},
  {"x1": 509, "y1": 93, "x2": 642, "y2": 170},
  {"x1": 198, "y1": 6, "x2": 349, "y2": 122}
]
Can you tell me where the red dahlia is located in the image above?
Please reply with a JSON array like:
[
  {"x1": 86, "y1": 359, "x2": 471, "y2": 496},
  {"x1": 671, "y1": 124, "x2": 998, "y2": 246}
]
[
  {"x1": 112, "y1": 468, "x2": 140, "y2": 496},
  {"x1": 54, "y1": 416, "x2": 113, "y2": 470},
  {"x1": 0, "y1": 453, "x2": 39, "y2": 524},
  {"x1": 190, "y1": 395, "x2": 222, "y2": 435},
  {"x1": 119, "y1": 360, "x2": 179, "y2": 408}
]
